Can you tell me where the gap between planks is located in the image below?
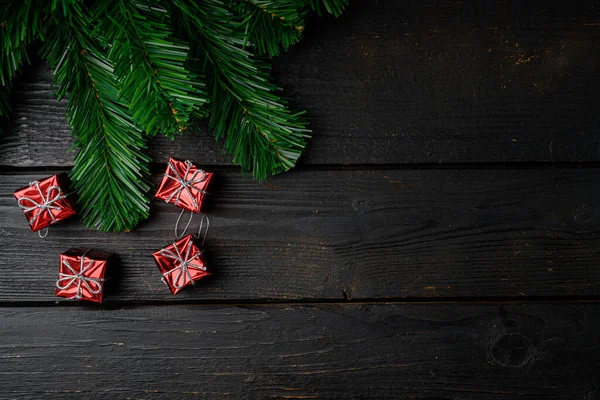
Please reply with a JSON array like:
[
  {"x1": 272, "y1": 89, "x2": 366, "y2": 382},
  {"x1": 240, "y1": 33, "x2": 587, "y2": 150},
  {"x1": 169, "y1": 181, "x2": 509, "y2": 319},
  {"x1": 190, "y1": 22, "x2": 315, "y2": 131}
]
[
  {"x1": 2, "y1": 161, "x2": 600, "y2": 175},
  {"x1": 3, "y1": 297, "x2": 600, "y2": 309}
]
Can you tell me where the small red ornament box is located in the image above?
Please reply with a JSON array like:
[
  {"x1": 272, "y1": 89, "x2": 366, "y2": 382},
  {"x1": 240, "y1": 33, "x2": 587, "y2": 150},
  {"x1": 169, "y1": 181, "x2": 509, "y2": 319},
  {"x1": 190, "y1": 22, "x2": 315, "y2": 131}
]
[
  {"x1": 152, "y1": 233, "x2": 210, "y2": 295},
  {"x1": 56, "y1": 248, "x2": 112, "y2": 303},
  {"x1": 155, "y1": 157, "x2": 212, "y2": 213},
  {"x1": 13, "y1": 174, "x2": 76, "y2": 232}
]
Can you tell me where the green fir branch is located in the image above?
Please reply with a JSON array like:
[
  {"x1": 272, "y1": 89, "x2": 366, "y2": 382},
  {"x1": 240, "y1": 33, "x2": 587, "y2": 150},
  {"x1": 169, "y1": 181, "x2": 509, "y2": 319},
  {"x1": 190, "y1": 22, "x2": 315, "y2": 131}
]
[
  {"x1": 95, "y1": 0, "x2": 209, "y2": 137},
  {"x1": 1, "y1": 0, "x2": 44, "y2": 78},
  {"x1": 49, "y1": 0, "x2": 81, "y2": 15},
  {"x1": 42, "y1": 3, "x2": 152, "y2": 231},
  {"x1": 1, "y1": 0, "x2": 349, "y2": 230},
  {"x1": 0, "y1": 17, "x2": 29, "y2": 88},
  {"x1": 308, "y1": 0, "x2": 348, "y2": 17},
  {"x1": 231, "y1": 0, "x2": 306, "y2": 56},
  {"x1": 1, "y1": 1, "x2": 43, "y2": 94},
  {"x1": 174, "y1": 0, "x2": 310, "y2": 180},
  {"x1": 0, "y1": 0, "x2": 48, "y2": 132}
]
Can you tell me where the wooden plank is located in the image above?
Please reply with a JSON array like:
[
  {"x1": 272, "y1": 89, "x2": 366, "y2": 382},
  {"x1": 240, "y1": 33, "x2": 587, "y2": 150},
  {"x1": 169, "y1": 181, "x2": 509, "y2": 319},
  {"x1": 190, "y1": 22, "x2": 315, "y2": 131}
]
[
  {"x1": 2, "y1": 0, "x2": 600, "y2": 167},
  {"x1": 0, "y1": 64, "x2": 228, "y2": 168},
  {"x1": 0, "y1": 168, "x2": 598, "y2": 302},
  {"x1": 1, "y1": 303, "x2": 599, "y2": 399}
]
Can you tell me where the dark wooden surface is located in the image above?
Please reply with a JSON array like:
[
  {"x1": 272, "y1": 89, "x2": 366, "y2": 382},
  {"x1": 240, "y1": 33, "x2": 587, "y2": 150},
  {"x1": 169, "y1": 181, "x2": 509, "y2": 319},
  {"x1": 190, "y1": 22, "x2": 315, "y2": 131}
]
[
  {"x1": 1, "y1": 168, "x2": 599, "y2": 302},
  {"x1": 3, "y1": 303, "x2": 600, "y2": 399},
  {"x1": 3, "y1": 1, "x2": 600, "y2": 167},
  {"x1": 1, "y1": 1, "x2": 600, "y2": 399}
]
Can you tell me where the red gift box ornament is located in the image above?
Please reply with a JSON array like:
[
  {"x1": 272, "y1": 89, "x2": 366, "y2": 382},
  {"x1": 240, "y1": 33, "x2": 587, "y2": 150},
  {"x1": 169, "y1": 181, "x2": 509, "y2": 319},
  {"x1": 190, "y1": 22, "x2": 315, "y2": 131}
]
[
  {"x1": 155, "y1": 157, "x2": 212, "y2": 213},
  {"x1": 56, "y1": 249, "x2": 111, "y2": 303},
  {"x1": 153, "y1": 215, "x2": 211, "y2": 295},
  {"x1": 14, "y1": 174, "x2": 76, "y2": 237}
]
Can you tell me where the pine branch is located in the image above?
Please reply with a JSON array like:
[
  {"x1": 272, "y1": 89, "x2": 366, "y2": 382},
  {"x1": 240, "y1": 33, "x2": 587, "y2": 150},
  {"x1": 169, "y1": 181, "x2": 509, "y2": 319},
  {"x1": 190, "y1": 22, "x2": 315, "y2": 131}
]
[
  {"x1": 1, "y1": 1, "x2": 43, "y2": 84},
  {"x1": 1, "y1": 0, "x2": 44, "y2": 93},
  {"x1": 230, "y1": 0, "x2": 306, "y2": 57},
  {"x1": 41, "y1": 3, "x2": 152, "y2": 232},
  {"x1": 0, "y1": 0, "x2": 47, "y2": 133},
  {"x1": 0, "y1": 13, "x2": 18, "y2": 135},
  {"x1": 95, "y1": 0, "x2": 209, "y2": 137},
  {"x1": 173, "y1": 0, "x2": 310, "y2": 180},
  {"x1": 49, "y1": 0, "x2": 81, "y2": 15},
  {"x1": 0, "y1": 22, "x2": 29, "y2": 88},
  {"x1": 1, "y1": 0, "x2": 348, "y2": 230},
  {"x1": 308, "y1": 0, "x2": 348, "y2": 17}
]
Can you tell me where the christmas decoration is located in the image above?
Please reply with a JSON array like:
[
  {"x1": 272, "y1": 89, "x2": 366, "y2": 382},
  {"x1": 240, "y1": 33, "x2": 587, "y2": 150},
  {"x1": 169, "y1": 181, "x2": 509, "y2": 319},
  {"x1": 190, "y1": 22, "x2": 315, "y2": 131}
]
[
  {"x1": 13, "y1": 174, "x2": 77, "y2": 236},
  {"x1": 153, "y1": 214, "x2": 211, "y2": 295},
  {"x1": 0, "y1": 0, "x2": 348, "y2": 232},
  {"x1": 56, "y1": 248, "x2": 112, "y2": 303},
  {"x1": 155, "y1": 157, "x2": 213, "y2": 213},
  {"x1": 153, "y1": 234, "x2": 210, "y2": 295}
]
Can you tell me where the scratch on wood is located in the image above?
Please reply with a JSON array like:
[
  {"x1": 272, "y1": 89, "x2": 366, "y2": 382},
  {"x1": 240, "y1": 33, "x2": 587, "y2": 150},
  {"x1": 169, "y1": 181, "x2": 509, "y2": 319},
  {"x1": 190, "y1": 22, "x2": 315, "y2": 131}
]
[
  {"x1": 514, "y1": 55, "x2": 539, "y2": 65},
  {"x1": 297, "y1": 364, "x2": 413, "y2": 375}
]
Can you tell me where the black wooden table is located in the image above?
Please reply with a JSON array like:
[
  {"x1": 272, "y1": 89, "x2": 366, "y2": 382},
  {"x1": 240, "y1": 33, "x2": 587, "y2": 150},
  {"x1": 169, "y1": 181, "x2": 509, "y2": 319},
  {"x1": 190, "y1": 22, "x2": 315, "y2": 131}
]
[{"x1": 1, "y1": 1, "x2": 600, "y2": 398}]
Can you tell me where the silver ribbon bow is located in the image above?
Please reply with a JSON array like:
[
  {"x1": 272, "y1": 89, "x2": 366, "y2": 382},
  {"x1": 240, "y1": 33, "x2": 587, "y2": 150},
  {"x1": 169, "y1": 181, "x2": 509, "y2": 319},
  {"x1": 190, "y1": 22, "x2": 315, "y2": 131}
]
[
  {"x1": 160, "y1": 239, "x2": 206, "y2": 289},
  {"x1": 17, "y1": 180, "x2": 67, "y2": 226},
  {"x1": 164, "y1": 160, "x2": 207, "y2": 209},
  {"x1": 56, "y1": 251, "x2": 105, "y2": 300}
]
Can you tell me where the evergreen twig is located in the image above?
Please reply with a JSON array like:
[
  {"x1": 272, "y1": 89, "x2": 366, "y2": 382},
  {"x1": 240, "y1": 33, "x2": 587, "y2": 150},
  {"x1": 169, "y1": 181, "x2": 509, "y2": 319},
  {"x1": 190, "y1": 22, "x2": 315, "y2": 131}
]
[
  {"x1": 96, "y1": 0, "x2": 209, "y2": 137},
  {"x1": 42, "y1": 3, "x2": 152, "y2": 231},
  {"x1": 0, "y1": 0, "x2": 45, "y2": 132},
  {"x1": 309, "y1": 0, "x2": 348, "y2": 17},
  {"x1": 1, "y1": 0, "x2": 349, "y2": 230},
  {"x1": 174, "y1": 0, "x2": 310, "y2": 180},
  {"x1": 233, "y1": 0, "x2": 306, "y2": 57}
]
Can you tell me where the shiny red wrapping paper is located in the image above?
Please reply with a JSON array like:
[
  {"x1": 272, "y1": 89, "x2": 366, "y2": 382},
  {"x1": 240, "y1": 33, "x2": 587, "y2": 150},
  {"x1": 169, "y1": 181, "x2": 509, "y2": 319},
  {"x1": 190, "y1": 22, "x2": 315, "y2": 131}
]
[
  {"x1": 13, "y1": 174, "x2": 76, "y2": 232},
  {"x1": 152, "y1": 233, "x2": 210, "y2": 295},
  {"x1": 155, "y1": 157, "x2": 213, "y2": 213},
  {"x1": 56, "y1": 248, "x2": 112, "y2": 303}
]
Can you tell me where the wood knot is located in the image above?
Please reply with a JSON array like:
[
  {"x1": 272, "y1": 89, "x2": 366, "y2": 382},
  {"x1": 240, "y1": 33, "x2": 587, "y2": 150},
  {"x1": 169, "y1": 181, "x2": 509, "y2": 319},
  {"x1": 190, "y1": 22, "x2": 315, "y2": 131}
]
[
  {"x1": 573, "y1": 204, "x2": 594, "y2": 223},
  {"x1": 489, "y1": 333, "x2": 534, "y2": 368},
  {"x1": 352, "y1": 199, "x2": 369, "y2": 214}
]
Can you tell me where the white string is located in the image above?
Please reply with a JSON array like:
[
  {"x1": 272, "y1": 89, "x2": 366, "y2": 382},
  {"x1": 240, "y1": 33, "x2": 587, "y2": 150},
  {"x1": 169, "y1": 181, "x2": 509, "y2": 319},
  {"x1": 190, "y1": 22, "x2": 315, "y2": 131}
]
[
  {"x1": 175, "y1": 209, "x2": 194, "y2": 239},
  {"x1": 174, "y1": 210, "x2": 210, "y2": 245},
  {"x1": 198, "y1": 213, "x2": 209, "y2": 247}
]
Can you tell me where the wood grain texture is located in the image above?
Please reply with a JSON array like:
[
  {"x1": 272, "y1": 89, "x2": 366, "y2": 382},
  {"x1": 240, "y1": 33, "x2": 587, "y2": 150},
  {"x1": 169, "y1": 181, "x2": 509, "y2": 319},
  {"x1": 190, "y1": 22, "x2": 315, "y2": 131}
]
[
  {"x1": 1, "y1": 168, "x2": 598, "y2": 302},
  {"x1": 2, "y1": 0, "x2": 600, "y2": 167},
  {"x1": 1, "y1": 1, "x2": 599, "y2": 397},
  {"x1": 2, "y1": 303, "x2": 600, "y2": 399}
]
